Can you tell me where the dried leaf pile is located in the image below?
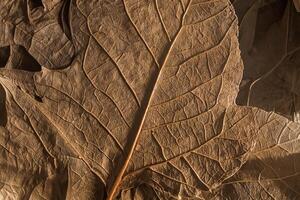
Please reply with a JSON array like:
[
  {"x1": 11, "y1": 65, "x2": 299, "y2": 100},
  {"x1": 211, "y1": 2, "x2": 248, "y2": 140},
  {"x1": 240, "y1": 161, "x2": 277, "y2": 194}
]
[{"x1": 0, "y1": 0, "x2": 299, "y2": 199}]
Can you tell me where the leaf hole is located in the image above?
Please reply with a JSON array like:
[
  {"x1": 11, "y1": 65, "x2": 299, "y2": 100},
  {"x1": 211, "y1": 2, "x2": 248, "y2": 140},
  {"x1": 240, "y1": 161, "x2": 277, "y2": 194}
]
[
  {"x1": 17, "y1": 46, "x2": 41, "y2": 72},
  {"x1": 30, "y1": 0, "x2": 44, "y2": 9},
  {"x1": 0, "y1": 46, "x2": 10, "y2": 68},
  {"x1": 34, "y1": 93, "x2": 43, "y2": 103}
]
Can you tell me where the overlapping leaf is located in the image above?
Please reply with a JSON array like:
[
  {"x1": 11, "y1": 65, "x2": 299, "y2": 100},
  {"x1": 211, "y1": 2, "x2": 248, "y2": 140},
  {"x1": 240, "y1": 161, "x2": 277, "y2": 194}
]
[
  {"x1": 0, "y1": 0, "x2": 74, "y2": 70},
  {"x1": 207, "y1": 109, "x2": 300, "y2": 199},
  {"x1": 234, "y1": 0, "x2": 300, "y2": 122},
  {"x1": 0, "y1": 0, "x2": 299, "y2": 199}
]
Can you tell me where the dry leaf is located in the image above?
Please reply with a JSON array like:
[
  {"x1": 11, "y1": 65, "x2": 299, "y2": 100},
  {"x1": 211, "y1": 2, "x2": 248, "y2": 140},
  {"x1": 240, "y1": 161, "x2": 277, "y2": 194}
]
[
  {"x1": 0, "y1": 0, "x2": 299, "y2": 199},
  {"x1": 207, "y1": 109, "x2": 300, "y2": 199},
  {"x1": 233, "y1": 0, "x2": 300, "y2": 122},
  {"x1": 0, "y1": 0, "x2": 74, "y2": 70}
]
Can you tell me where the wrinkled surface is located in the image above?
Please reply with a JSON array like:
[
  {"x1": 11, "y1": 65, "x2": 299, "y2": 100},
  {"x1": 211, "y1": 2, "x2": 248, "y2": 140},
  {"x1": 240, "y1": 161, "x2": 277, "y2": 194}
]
[{"x1": 0, "y1": 0, "x2": 299, "y2": 199}]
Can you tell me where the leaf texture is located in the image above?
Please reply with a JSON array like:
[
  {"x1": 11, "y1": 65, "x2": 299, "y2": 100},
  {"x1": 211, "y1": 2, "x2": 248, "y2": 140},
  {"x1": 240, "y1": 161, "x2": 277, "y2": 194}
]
[
  {"x1": 208, "y1": 109, "x2": 300, "y2": 199},
  {"x1": 0, "y1": 0, "x2": 299, "y2": 199}
]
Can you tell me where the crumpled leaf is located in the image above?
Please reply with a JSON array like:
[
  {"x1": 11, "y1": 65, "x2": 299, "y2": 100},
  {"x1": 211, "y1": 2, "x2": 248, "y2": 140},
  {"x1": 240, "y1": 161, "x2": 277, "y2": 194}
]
[
  {"x1": 0, "y1": 0, "x2": 299, "y2": 199},
  {"x1": 233, "y1": 0, "x2": 300, "y2": 122},
  {"x1": 0, "y1": 0, "x2": 74, "y2": 69}
]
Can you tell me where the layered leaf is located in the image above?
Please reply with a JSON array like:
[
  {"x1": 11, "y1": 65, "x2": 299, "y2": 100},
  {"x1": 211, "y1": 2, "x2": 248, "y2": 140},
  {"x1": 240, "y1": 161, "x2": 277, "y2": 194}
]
[
  {"x1": 0, "y1": 0, "x2": 299, "y2": 199},
  {"x1": 234, "y1": 0, "x2": 300, "y2": 122},
  {"x1": 210, "y1": 109, "x2": 300, "y2": 199},
  {"x1": 0, "y1": 0, "x2": 74, "y2": 69}
]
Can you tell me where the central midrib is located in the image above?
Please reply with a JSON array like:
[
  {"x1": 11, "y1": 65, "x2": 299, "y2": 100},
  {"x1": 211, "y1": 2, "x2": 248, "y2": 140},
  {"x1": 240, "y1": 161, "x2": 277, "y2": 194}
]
[{"x1": 106, "y1": 1, "x2": 192, "y2": 199}]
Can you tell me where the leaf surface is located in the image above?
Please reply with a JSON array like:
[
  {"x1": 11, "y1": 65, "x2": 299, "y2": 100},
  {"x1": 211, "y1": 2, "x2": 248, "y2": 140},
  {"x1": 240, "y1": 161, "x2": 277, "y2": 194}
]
[
  {"x1": 0, "y1": 0, "x2": 299, "y2": 199},
  {"x1": 209, "y1": 109, "x2": 300, "y2": 199}
]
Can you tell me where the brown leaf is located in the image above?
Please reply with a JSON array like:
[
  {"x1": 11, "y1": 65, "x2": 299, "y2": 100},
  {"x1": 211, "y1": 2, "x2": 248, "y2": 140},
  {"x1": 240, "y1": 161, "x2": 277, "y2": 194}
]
[
  {"x1": 0, "y1": 0, "x2": 299, "y2": 199},
  {"x1": 234, "y1": 0, "x2": 300, "y2": 122},
  {"x1": 0, "y1": 0, "x2": 74, "y2": 69},
  {"x1": 209, "y1": 109, "x2": 300, "y2": 199}
]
